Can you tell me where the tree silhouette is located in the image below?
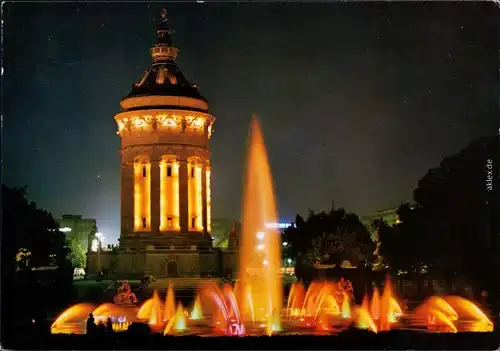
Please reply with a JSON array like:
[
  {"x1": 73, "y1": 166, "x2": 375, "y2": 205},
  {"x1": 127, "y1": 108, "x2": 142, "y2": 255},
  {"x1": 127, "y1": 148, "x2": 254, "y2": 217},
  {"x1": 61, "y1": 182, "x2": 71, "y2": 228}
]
[
  {"x1": 2, "y1": 185, "x2": 70, "y2": 278},
  {"x1": 378, "y1": 135, "x2": 499, "y2": 285},
  {"x1": 1, "y1": 184, "x2": 74, "y2": 336},
  {"x1": 283, "y1": 204, "x2": 375, "y2": 269}
]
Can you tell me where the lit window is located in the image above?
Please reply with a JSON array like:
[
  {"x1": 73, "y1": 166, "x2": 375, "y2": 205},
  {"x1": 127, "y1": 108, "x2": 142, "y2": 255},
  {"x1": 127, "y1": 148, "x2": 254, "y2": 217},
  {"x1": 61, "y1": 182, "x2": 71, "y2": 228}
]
[
  {"x1": 167, "y1": 165, "x2": 172, "y2": 177},
  {"x1": 142, "y1": 167, "x2": 146, "y2": 178},
  {"x1": 142, "y1": 217, "x2": 147, "y2": 229}
]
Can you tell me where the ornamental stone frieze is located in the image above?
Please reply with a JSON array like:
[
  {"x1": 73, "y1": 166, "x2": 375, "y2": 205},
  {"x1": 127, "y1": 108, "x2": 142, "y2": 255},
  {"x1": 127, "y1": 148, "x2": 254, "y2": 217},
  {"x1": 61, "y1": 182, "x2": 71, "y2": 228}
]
[{"x1": 115, "y1": 110, "x2": 214, "y2": 139}]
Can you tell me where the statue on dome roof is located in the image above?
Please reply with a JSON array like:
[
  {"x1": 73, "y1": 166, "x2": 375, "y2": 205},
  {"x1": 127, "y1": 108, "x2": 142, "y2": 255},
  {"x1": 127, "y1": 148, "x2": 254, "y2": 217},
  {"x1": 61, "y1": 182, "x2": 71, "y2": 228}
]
[{"x1": 160, "y1": 8, "x2": 168, "y2": 23}]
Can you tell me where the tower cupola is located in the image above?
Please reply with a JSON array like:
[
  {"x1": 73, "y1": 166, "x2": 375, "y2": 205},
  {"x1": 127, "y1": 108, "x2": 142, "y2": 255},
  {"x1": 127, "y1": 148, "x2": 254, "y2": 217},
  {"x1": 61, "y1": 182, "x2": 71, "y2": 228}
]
[
  {"x1": 150, "y1": 8, "x2": 179, "y2": 63},
  {"x1": 120, "y1": 9, "x2": 207, "y2": 112}
]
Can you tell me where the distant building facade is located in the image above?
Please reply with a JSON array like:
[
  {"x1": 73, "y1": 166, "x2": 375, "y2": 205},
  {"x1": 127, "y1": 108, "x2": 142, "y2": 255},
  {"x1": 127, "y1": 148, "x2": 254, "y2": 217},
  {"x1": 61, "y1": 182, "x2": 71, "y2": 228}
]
[
  {"x1": 86, "y1": 11, "x2": 239, "y2": 279},
  {"x1": 56, "y1": 214, "x2": 97, "y2": 253},
  {"x1": 361, "y1": 205, "x2": 415, "y2": 241}
]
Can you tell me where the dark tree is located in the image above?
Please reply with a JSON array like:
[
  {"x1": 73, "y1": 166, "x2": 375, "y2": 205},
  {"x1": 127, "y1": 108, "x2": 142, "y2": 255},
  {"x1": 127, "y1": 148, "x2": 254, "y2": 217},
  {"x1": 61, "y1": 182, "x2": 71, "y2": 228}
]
[
  {"x1": 283, "y1": 204, "x2": 375, "y2": 271},
  {"x1": 378, "y1": 135, "x2": 500, "y2": 286},
  {"x1": 1, "y1": 185, "x2": 74, "y2": 337},
  {"x1": 2, "y1": 185, "x2": 70, "y2": 277},
  {"x1": 375, "y1": 204, "x2": 428, "y2": 273}
]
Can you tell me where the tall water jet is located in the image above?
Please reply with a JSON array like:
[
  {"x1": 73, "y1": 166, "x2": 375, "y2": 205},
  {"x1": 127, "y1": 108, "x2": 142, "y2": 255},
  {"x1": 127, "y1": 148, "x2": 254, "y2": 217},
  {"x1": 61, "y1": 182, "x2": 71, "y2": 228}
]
[
  {"x1": 163, "y1": 302, "x2": 187, "y2": 335},
  {"x1": 371, "y1": 287, "x2": 380, "y2": 320},
  {"x1": 379, "y1": 276, "x2": 392, "y2": 331},
  {"x1": 163, "y1": 282, "x2": 175, "y2": 322},
  {"x1": 190, "y1": 294, "x2": 203, "y2": 320},
  {"x1": 148, "y1": 290, "x2": 163, "y2": 327},
  {"x1": 238, "y1": 115, "x2": 282, "y2": 330}
]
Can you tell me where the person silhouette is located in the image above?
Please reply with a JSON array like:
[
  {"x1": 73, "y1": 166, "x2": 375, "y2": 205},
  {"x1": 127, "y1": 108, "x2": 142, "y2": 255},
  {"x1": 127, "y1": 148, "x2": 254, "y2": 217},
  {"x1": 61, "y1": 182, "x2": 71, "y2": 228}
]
[
  {"x1": 106, "y1": 318, "x2": 114, "y2": 334},
  {"x1": 86, "y1": 313, "x2": 96, "y2": 335}
]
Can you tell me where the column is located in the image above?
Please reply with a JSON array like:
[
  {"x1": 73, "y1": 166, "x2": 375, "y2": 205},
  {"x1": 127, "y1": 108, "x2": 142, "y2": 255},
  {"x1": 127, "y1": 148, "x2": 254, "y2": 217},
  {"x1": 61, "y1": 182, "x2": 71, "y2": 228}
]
[
  {"x1": 150, "y1": 159, "x2": 161, "y2": 234},
  {"x1": 120, "y1": 163, "x2": 134, "y2": 238},
  {"x1": 179, "y1": 159, "x2": 189, "y2": 232},
  {"x1": 201, "y1": 163, "x2": 208, "y2": 235}
]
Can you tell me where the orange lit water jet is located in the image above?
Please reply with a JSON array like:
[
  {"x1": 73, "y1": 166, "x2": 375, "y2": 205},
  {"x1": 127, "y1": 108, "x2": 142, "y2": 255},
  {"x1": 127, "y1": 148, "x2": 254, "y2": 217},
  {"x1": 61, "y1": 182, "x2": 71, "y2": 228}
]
[
  {"x1": 238, "y1": 116, "x2": 282, "y2": 331},
  {"x1": 51, "y1": 303, "x2": 96, "y2": 333},
  {"x1": 444, "y1": 296, "x2": 493, "y2": 332},
  {"x1": 341, "y1": 293, "x2": 351, "y2": 319},
  {"x1": 148, "y1": 290, "x2": 163, "y2": 327},
  {"x1": 201, "y1": 283, "x2": 245, "y2": 335},
  {"x1": 190, "y1": 294, "x2": 203, "y2": 320},
  {"x1": 379, "y1": 276, "x2": 392, "y2": 331},
  {"x1": 427, "y1": 308, "x2": 458, "y2": 333},
  {"x1": 163, "y1": 282, "x2": 176, "y2": 322},
  {"x1": 414, "y1": 296, "x2": 459, "y2": 322},
  {"x1": 52, "y1": 277, "x2": 494, "y2": 336},
  {"x1": 286, "y1": 281, "x2": 343, "y2": 321},
  {"x1": 287, "y1": 282, "x2": 305, "y2": 319},
  {"x1": 137, "y1": 298, "x2": 153, "y2": 320},
  {"x1": 371, "y1": 287, "x2": 380, "y2": 320},
  {"x1": 52, "y1": 302, "x2": 136, "y2": 335},
  {"x1": 353, "y1": 307, "x2": 378, "y2": 333},
  {"x1": 163, "y1": 302, "x2": 187, "y2": 335},
  {"x1": 361, "y1": 292, "x2": 370, "y2": 311}
]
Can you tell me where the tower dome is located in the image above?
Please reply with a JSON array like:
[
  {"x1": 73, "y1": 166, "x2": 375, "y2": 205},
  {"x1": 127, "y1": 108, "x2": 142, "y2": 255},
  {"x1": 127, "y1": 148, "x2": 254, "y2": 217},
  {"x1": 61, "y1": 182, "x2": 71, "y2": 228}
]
[{"x1": 120, "y1": 9, "x2": 208, "y2": 113}]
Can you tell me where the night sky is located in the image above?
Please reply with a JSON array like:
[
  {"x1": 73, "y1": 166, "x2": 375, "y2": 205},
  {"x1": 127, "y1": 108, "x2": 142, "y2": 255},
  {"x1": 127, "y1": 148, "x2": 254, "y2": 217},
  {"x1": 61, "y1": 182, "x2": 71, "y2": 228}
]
[{"x1": 4, "y1": 2, "x2": 499, "y2": 244}]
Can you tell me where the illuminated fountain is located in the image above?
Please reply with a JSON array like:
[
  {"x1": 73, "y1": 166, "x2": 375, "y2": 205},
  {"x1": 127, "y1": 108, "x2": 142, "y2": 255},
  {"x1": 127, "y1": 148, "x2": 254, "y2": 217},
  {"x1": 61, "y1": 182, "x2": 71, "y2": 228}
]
[
  {"x1": 51, "y1": 276, "x2": 494, "y2": 336},
  {"x1": 190, "y1": 294, "x2": 203, "y2": 321},
  {"x1": 163, "y1": 303, "x2": 188, "y2": 335},
  {"x1": 237, "y1": 116, "x2": 282, "y2": 335},
  {"x1": 50, "y1": 116, "x2": 494, "y2": 337},
  {"x1": 51, "y1": 303, "x2": 135, "y2": 335}
]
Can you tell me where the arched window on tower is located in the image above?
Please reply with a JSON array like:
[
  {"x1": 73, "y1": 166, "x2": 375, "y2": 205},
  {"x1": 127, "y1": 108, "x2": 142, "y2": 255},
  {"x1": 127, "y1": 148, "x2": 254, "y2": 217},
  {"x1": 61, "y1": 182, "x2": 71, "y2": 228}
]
[
  {"x1": 187, "y1": 157, "x2": 203, "y2": 231},
  {"x1": 134, "y1": 156, "x2": 151, "y2": 232},
  {"x1": 160, "y1": 155, "x2": 180, "y2": 232}
]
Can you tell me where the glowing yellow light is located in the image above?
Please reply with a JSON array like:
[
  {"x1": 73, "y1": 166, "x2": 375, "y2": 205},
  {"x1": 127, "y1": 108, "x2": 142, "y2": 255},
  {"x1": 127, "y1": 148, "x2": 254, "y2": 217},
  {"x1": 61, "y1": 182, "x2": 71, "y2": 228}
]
[
  {"x1": 160, "y1": 160, "x2": 167, "y2": 231},
  {"x1": 173, "y1": 162, "x2": 180, "y2": 230},
  {"x1": 160, "y1": 158, "x2": 180, "y2": 232},
  {"x1": 134, "y1": 159, "x2": 151, "y2": 231},
  {"x1": 263, "y1": 260, "x2": 268, "y2": 266},
  {"x1": 207, "y1": 124, "x2": 213, "y2": 138},
  {"x1": 133, "y1": 118, "x2": 145, "y2": 127},
  {"x1": 256, "y1": 232, "x2": 265, "y2": 240},
  {"x1": 190, "y1": 295, "x2": 203, "y2": 320},
  {"x1": 195, "y1": 165, "x2": 203, "y2": 230},
  {"x1": 188, "y1": 161, "x2": 203, "y2": 231},
  {"x1": 161, "y1": 116, "x2": 178, "y2": 127},
  {"x1": 192, "y1": 118, "x2": 203, "y2": 128},
  {"x1": 257, "y1": 244, "x2": 265, "y2": 251},
  {"x1": 206, "y1": 167, "x2": 211, "y2": 233}
]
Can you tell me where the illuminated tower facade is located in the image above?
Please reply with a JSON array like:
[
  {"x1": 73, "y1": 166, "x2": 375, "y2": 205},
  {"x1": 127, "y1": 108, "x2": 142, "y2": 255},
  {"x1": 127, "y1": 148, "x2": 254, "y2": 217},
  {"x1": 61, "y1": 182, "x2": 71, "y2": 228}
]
[{"x1": 115, "y1": 11, "x2": 214, "y2": 254}]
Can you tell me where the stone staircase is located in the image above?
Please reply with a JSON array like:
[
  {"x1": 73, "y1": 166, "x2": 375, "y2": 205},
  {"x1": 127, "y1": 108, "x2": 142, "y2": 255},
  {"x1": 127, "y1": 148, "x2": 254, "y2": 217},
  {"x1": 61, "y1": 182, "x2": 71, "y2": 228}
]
[{"x1": 146, "y1": 277, "x2": 224, "y2": 291}]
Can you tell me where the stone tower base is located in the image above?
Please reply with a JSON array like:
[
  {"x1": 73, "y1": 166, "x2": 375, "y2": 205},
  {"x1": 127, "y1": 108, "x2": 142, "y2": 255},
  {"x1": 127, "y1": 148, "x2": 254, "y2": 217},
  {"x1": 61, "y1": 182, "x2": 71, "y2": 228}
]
[{"x1": 86, "y1": 248, "x2": 238, "y2": 280}]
